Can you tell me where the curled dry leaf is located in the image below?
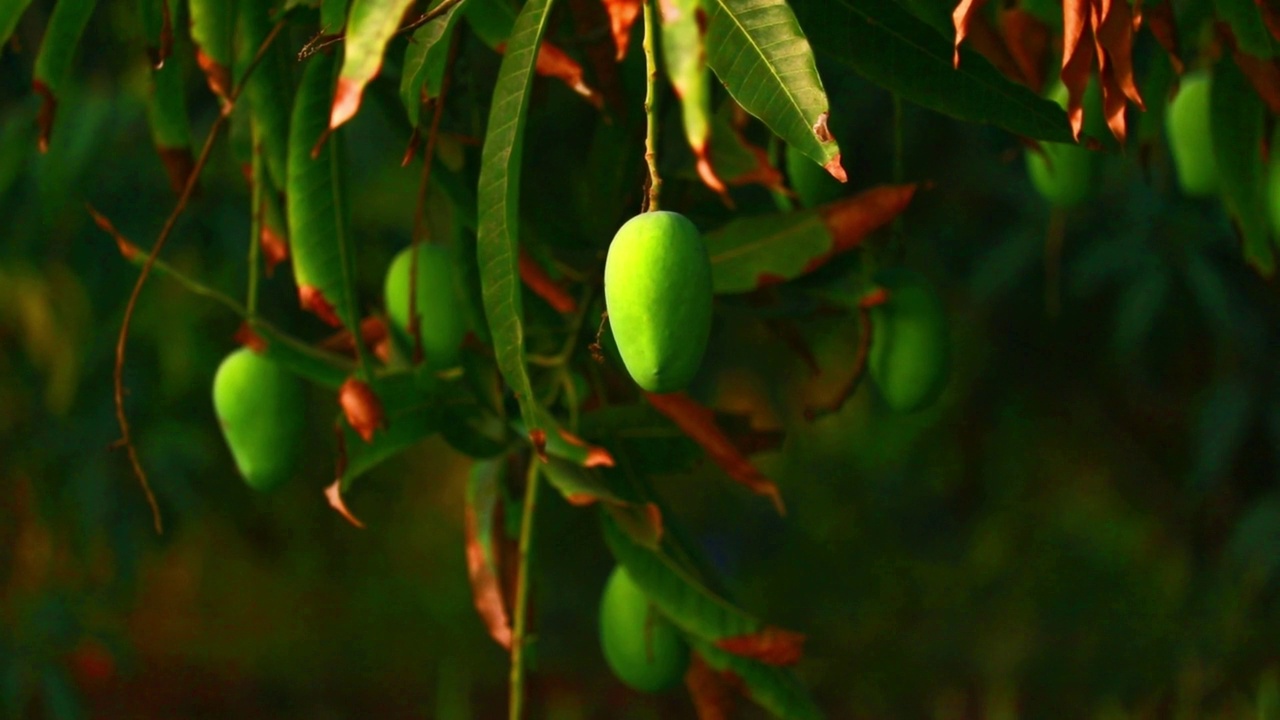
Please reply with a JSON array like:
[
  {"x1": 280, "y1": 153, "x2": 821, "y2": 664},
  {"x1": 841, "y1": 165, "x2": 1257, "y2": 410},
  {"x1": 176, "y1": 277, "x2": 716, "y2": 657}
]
[
  {"x1": 602, "y1": 0, "x2": 643, "y2": 60},
  {"x1": 339, "y1": 376, "x2": 386, "y2": 442},
  {"x1": 518, "y1": 248, "x2": 578, "y2": 314},
  {"x1": 715, "y1": 626, "x2": 807, "y2": 666},
  {"x1": 645, "y1": 391, "x2": 785, "y2": 515},
  {"x1": 1001, "y1": 8, "x2": 1051, "y2": 94},
  {"x1": 260, "y1": 223, "x2": 289, "y2": 277},
  {"x1": 554, "y1": 427, "x2": 616, "y2": 467},
  {"x1": 1141, "y1": 0, "x2": 1183, "y2": 74},
  {"x1": 298, "y1": 285, "x2": 344, "y2": 327},
  {"x1": 686, "y1": 652, "x2": 739, "y2": 720},
  {"x1": 952, "y1": 0, "x2": 1030, "y2": 85},
  {"x1": 325, "y1": 479, "x2": 366, "y2": 528},
  {"x1": 1053, "y1": 0, "x2": 1144, "y2": 143},
  {"x1": 819, "y1": 183, "x2": 919, "y2": 258},
  {"x1": 495, "y1": 39, "x2": 604, "y2": 108}
]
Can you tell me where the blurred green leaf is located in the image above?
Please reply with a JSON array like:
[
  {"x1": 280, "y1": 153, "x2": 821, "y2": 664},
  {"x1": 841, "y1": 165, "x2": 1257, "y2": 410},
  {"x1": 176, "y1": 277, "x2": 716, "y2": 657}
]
[
  {"x1": 237, "y1": 0, "x2": 293, "y2": 190},
  {"x1": 1215, "y1": 0, "x2": 1277, "y2": 58},
  {"x1": 661, "y1": 0, "x2": 716, "y2": 181},
  {"x1": 189, "y1": 0, "x2": 235, "y2": 98},
  {"x1": 0, "y1": 0, "x2": 33, "y2": 48},
  {"x1": 1190, "y1": 376, "x2": 1254, "y2": 492},
  {"x1": 401, "y1": 0, "x2": 470, "y2": 127},
  {"x1": 340, "y1": 370, "x2": 442, "y2": 490},
  {"x1": 1210, "y1": 54, "x2": 1273, "y2": 275},
  {"x1": 331, "y1": 0, "x2": 417, "y2": 129},
  {"x1": 695, "y1": 643, "x2": 825, "y2": 720}
]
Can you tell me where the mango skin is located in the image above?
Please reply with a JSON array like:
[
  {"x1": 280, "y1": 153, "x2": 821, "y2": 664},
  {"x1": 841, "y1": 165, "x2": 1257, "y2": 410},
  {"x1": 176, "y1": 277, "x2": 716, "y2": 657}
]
[
  {"x1": 1026, "y1": 79, "x2": 1102, "y2": 207},
  {"x1": 604, "y1": 211, "x2": 713, "y2": 394},
  {"x1": 212, "y1": 348, "x2": 305, "y2": 491},
  {"x1": 599, "y1": 566, "x2": 689, "y2": 693},
  {"x1": 1166, "y1": 71, "x2": 1219, "y2": 198},
  {"x1": 868, "y1": 269, "x2": 950, "y2": 413},
  {"x1": 384, "y1": 244, "x2": 466, "y2": 370}
]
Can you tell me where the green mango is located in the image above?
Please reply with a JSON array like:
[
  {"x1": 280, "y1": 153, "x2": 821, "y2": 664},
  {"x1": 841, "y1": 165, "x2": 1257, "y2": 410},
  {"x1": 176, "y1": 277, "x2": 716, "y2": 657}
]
[
  {"x1": 1026, "y1": 78, "x2": 1103, "y2": 207},
  {"x1": 604, "y1": 211, "x2": 713, "y2": 393},
  {"x1": 384, "y1": 243, "x2": 467, "y2": 370},
  {"x1": 1268, "y1": 138, "x2": 1280, "y2": 237},
  {"x1": 598, "y1": 566, "x2": 689, "y2": 693},
  {"x1": 868, "y1": 268, "x2": 950, "y2": 413},
  {"x1": 1166, "y1": 70, "x2": 1219, "y2": 198},
  {"x1": 212, "y1": 348, "x2": 306, "y2": 491}
]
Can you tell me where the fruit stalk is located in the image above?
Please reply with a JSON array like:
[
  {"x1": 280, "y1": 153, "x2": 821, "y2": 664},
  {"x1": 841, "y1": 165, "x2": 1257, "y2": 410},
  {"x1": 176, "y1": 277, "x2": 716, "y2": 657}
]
[
  {"x1": 509, "y1": 458, "x2": 542, "y2": 720},
  {"x1": 642, "y1": 0, "x2": 661, "y2": 211}
]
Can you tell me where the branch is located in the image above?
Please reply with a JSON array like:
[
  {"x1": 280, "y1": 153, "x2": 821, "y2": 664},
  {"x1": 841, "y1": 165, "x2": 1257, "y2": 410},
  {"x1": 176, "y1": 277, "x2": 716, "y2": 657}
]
[
  {"x1": 508, "y1": 458, "x2": 542, "y2": 720},
  {"x1": 641, "y1": 0, "x2": 661, "y2": 211}
]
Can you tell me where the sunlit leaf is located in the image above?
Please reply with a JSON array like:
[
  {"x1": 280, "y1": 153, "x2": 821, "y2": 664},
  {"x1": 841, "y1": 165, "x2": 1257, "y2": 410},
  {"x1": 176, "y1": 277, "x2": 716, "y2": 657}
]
[
  {"x1": 287, "y1": 52, "x2": 364, "y2": 328},
  {"x1": 1210, "y1": 54, "x2": 1273, "y2": 275},
  {"x1": 400, "y1": 0, "x2": 470, "y2": 126},
  {"x1": 791, "y1": 0, "x2": 1074, "y2": 143},
  {"x1": 661, "y1": 0, "x2": 724, "y2": 192},
  {"x1": 331, "y1": 0, "x2": 416, "y2": 129},
  {"x1": 32, "y1": 0, "x2": 98, "y2": 152},
  {"x1": 707, "y1": 184, "x2": 917, "y2": 294},
  {"x1": 694, "y1": 643, "x2": 825, "y2": 720},
  {"x1": 466, "y1": 459, "x2": 514, "y2": 648},
  {"x1": 475, "y1": 0, "x2": 554, "y2": 440},
  {"x1": 645, "y1": 391, "x2": 785, "y2": 513},
  {"x1": 189, "y1": 0, "x2": 235, "y2": 100},
  {"x1": 705, "y1": 0, "x2": 845, "y2": 180}
]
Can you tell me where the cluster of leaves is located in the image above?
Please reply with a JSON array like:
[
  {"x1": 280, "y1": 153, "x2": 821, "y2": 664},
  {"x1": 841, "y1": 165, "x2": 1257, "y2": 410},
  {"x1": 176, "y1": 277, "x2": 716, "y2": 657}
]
[{"x1": 5, "y1": 0, "x2": 1280, "y2": 715}]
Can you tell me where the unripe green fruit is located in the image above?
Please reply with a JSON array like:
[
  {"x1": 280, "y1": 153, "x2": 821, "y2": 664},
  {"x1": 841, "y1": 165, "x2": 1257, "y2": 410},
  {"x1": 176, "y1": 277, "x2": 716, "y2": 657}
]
[
  {"x1": 212, "y1": 348, "x2": 305, "y2": 491},
  {"x1": 868, "y1": 269, "x2": 950, "y2": 413},
  {"x1": 1166, "y1": 71, "x2": 1219, "y2": 198},
  {"x1": 1026, "y1": 79, "x2": 1102, "y2": 207},
  {"x1": 384, "y1": 244, "x2": 466, "y2": 370},
  {"x1": 604, "y1": 211, "x2": 713, "y2": 394},
  {"x1": 599, "y1": 566, "x2": 689, "y2": 693},
  {"x1": 786, "y1": 147, "x2": 845, "y2": 208},
  {"x1": 1268, "y1": 145, "x2": 1280, "y2": 237}
]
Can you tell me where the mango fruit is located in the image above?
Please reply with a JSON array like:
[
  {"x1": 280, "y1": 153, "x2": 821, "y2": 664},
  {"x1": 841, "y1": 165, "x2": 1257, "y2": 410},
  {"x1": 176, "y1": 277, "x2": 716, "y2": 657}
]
[
  {"x1": 598, "y1": 566, "x2": 689, "y2": 693},
  {"x1": 384, "y1": 243, "x2": 466, "y2": 370},
  {"x1": 868, "y1": 269, "x2": 950, "y2": 413},
  {"x1": 1166, "y1": 71, "x2": 1219, "y2": 198},
  {"x1": 604, "y1": 211, "x2": 713, "y2": 393},
  {"x1": 1026, "y1": 78, "x2": 1103, "y2": 207},
  {"x1": 212, "y1": 348, "x2": 305, "y2": 491},
  {"x1": 787, "y1": 146, "x2": 846, "y2": 208}
]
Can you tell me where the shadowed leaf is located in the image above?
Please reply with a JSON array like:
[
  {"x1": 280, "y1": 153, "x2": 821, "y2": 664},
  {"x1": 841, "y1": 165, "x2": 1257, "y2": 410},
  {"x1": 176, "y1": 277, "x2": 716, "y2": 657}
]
[
  {"x1": 707, "y1": 184, "x2": 917, "y2": 294},
  {"x1": 338, "y1": 370, "x2": 442, "y2": 490},
  {"x1": 144, "y1": 0, "x2": 195, "y2": 193},
  {"x1": 694, "y1": 643, "x2": 825, "y2": 720},
  {"x1": 237, "y1": 0, "x2": 293, "y2": 190},
  {"x1": 645, "y1": 391, "x2": 785, "y2": 514},
  {"x1": 1216, "y1": 0, "x2": 1278, "y2": 58},
  {"x1": 1210, "y1": 54, "x2": 1273, "y2": 274},
  {"x1": 466, "y1": 459, "x2": 514, "y2": 648},
  {"x1": 287, "y1": 52, "x2": 363, "y2": 329},
  {"x1": 322, "y1": 0, "x2": 349, "y2": 30},
  {"x1": 476, "y1": 0, "x2": 555, "y2": 439},
  {"x1": 706, "y1": 99, "x2": 786, "y2": 190},
  {"x1": 792, "y1": 0, "x2": 1073, "y2": 143},
  {"x1": 0, "y1": 0, "x2": 34, "y2": 49},
  {"x1": 686, "y1": 652, "x2": 738, "y2": 720},
  {"x1": 518, "y1": 247, "x2": 577, "y2": 314},
  {"x1": 400, "y1": 0, "x2": 470, "y2": 126},
  {"x1": 465, "y1": 0, "x2": 601, "y2": 103},
  {"x1": 706, "y1": 0, "x2": 844, "y2": 179},
  {"x1": 32, "y1": 0, "x2": 98, "y2": 152},
  {"x1": 331, "y1": 0, "x2": 417, "y2": 129}
]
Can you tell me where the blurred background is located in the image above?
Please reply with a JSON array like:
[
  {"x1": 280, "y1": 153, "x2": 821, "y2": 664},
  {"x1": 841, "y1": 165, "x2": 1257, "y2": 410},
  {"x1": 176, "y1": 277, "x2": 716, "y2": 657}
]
[{"x1": 3, "y1": 1, "x2": 1280, "y2": 718}]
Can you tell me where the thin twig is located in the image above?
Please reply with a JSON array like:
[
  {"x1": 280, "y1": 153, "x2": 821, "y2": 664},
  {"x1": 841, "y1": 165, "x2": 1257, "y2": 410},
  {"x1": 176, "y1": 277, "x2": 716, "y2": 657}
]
[
  {"x1": 641, "y1": 0, "x2": 661, "y2": 212},
  {"x1": 299, "y1": 0, "x2": 468, "y2": 60},
  {"x1": 508, "y1": 458, "x2": 542, "y2": 720},
  {"x1": 111, "y1": 19, "x2": 287, "y2": 534}
]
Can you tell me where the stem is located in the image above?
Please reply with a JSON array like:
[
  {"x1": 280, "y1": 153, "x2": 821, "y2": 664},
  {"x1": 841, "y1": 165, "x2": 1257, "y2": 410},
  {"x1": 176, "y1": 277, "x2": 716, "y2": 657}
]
[
  {"x1": 247, "y1": 143, "x2": 264, "y2": 317},
  {"x1": 508, "y1": 458, "x2": 542, "y2": 720},
  {"x1": 642, "y1": 0, "x2": 661, "y2": 212},
  {"x1": 111, "y1": 19, "x2": 287, "y2": 534}
]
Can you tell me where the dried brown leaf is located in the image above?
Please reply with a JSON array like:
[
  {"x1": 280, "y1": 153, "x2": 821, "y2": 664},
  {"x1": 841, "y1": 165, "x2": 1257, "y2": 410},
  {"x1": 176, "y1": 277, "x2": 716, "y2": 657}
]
[
  {"x1": 465, "y1": 502, "x2": 513, "y2": 648},
  {"x1": 339, "y1": 377, "x2": 386, "y2": 442},
  {"x1": 715, "y1": 626, "x2": 807, "y2": 666},
  {"x1": 602, "y1": 0, "x2": 643, "y2": 60}
]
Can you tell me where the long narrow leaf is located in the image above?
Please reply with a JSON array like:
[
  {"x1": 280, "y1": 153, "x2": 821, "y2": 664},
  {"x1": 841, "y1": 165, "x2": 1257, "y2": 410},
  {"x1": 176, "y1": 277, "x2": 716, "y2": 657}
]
[
  {"x1": 1210, "y1": 55, "x2": 1274, "y2": 275},
  {"x1": 695, "y1": 643, "x2": 825, "y2": 720},
  {"x1": 791, "y1": 0, "x2": 1074, "y2": 143},
  {"x1": 331, "y1": 0, "x2": 417, "y2": 129},
  {"x1": 705, "y1": 0, "x2": 844, "y2": 178},
  {"x1": 33, "y1": 0, "x2": 98, "y2": 152},
  {"x1": 189, "y1": 0, "x2": 235, "y2": 100},
  {"x1": 401, "y1": 0, "x2": 471, "y2": 127},
  {"x1": 0, "y1": 0, "x2": 33, "y2": 48},
  {"x1": 287, "y1": 53, "x2": 362, "y2": 329},
  {"x1": 145, "y1": 0, "x2": 194, "y2": 192},
  {"x1": 475, "y1": 0, "x2": 554, "y2": 440},
  {"x1": 238, "y1": 0, "x2": 293, "y2": 191},
  {"x1": 662, "y1": 0, "x2": 722, "y2": 190}
]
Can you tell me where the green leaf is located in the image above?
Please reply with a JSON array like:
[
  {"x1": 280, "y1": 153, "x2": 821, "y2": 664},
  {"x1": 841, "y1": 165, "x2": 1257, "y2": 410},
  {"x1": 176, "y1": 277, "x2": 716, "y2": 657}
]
[
  {"x1": 145, "y1": 30, "x2": 193, "y2": 154},
  {"x1": 790, "y1": 0, "x2": 1074, "y2": 143},
  {"x1": 705, "y1": 0, "x2": 843, "y2": 175},
  {"x1": 250, "y1": 321, "x2": 354, "y2": 389},
  {"x1": 331, "y1": 0, "x2": 417, "y2": 129},
  {"x1": 189, "y1": 0, "x2": 235, "y2": 98},
  {"x1": 475, "y1": 0, "x2": 554, "y2": 438},
  {"x1": 695, "y1": 643, "x2": 825, "y2": 720},
  {"x1": 401, "y1": 0, "x2": 470, "y2": 126},
  {"x1": 0, "y1": 0, "x2": 33, "y2": 48},
  {"x1": 1191, "y1": 376, "x2": 1255, "y2": 492},
  {"x1": 321, "y1": 0, "x2": 348, "y2": 30},
  {"x1": 463, "y1": 0, "x2": 516, "y2": 47},
  {"x1": 1215, "y1": 0, "x2": 1277, "y2": 58},
  {"x1": 602, "y1": 511, "x2": 763, "y2": 642},
  {"x1": 287, "y1": 52, "x2": 363, "y2": 330},
  {"x1": 33, "y1": 0, "x2": 97, "y2": 94},
  {"x1": 662, "y1": 0, "x2": 716, "y2": 174},
  {"x1": 237, "y1": 0, "x2": 293, "y2": 191},
  {"x1": 340, "y1": 370, "x2": 442, "y2": 490},
  {"x1": 1210, "y1": 55, "x2": 1274, "y2": 275}
]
